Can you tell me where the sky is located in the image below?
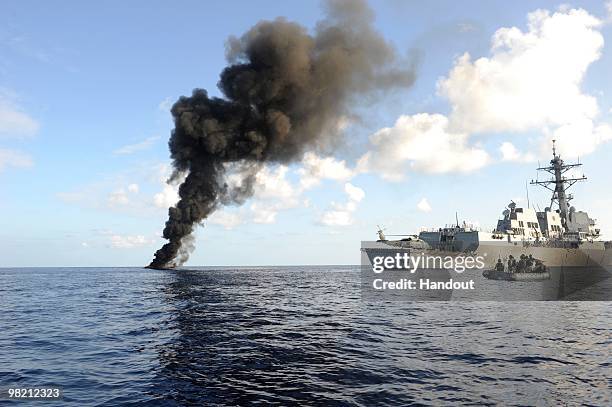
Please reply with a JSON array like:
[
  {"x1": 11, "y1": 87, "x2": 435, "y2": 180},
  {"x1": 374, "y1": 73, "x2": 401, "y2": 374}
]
[{"x1": 1, "y1": 0, "x2": 612, "y2": 267}]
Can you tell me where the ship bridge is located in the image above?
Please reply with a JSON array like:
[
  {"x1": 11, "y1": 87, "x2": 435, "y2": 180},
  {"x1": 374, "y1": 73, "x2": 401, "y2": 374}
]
[{"x1": 493, "y1": 141, "x2": 599, "y2": 241}]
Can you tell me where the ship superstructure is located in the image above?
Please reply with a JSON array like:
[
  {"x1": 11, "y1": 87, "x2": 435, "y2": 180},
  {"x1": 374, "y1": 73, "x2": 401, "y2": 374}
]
[
  {"x1": 362, "y1": 141, "x2": 612, "y2": 298},
  {"x1": 416, "y1": 141, "x2": 604, "y2": 250},
  {"x1": 529, "y1": 140, "x2": 598, "y2": 239}
]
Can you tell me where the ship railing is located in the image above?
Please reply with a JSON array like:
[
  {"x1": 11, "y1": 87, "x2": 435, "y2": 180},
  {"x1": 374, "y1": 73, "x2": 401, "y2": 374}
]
[
  {"x1": 522, "y1": 239, "x2": 582, "y2": 249},
  {"x1": 419, "y1": 225, "x2": 489, "y2": 233}
]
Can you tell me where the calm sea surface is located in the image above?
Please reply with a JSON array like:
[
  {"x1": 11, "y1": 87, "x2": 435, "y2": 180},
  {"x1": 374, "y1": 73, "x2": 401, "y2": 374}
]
[{"x1": 0, "y1": 267, "x2": 610, "y2": 406}]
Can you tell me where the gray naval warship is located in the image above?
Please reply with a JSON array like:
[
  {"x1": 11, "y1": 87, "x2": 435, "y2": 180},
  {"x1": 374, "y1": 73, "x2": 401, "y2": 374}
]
[{"x1": 362, "y1": 141, "x2": 612, "y2": 299}]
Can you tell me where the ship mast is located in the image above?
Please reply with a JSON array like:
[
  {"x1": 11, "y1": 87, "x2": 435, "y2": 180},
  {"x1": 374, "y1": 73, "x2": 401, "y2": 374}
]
[{"x1": 530, "y1": 140, "x2": 587, "y2": 230}]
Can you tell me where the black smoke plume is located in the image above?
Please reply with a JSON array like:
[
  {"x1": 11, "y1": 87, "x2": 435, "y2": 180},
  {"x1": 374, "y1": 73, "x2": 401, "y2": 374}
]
[{"x1": 147, "y1": 0, "x2": 415, "y2": 269}]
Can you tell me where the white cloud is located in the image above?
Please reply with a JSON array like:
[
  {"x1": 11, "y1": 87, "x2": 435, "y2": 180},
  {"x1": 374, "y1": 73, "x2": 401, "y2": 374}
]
[
  {"x1": 207, "y1": 210, "x2": 243, "y2": 229},
  {"x1": 250, "y1": 154, "x2": 356, "y2": 223},
  {"x1": 358, "y1": 114, "x2": 489, "y2": 180},
  {"x1": 417, "y1": 198, "x2": 432, "y2": 213},
  {"x1": 547, "y1": 119, "x2": 612, "y2": 157},
  {"x1": 319, "y1": 209, "x2": 353, "y2": 227},
  {"x1": 500, "y1": 142, "x2": 537, "y2": 162},
  {"x1": 108, "y1": 189, "x2": 129, "y2": 206},
  {"x1": 110, "y1": 234, "x2": 153, "y2": 249},
  {"x1": 298, "y1": 152, "x2": 354, "y2": 189},
  {"x1": 0, "y1": 92, "x2": 36, "y2": 174},
  {"x1": 0, "y1": 93, "x2": 39, "y2": 137},
  {"x1": 0, "y1": 148, "x2": 33, "y2": 172},
  {"x1": 319, "y1": 183, "x2": 365, "y2": 226},
  {"x1": 500, "y1": 142, "x2": 521, "y2": 161},
  {"x1": 344, "y1": 182, "x2": 365, "y2": 203},
  {"x1": 253, "y1": 165, "x2": 298, "y2": 203},
  {"x1": 606, "y1": 1, "x2": 612, "y2": 21},
  {"x1": 150, "y1": 156, "x2": 358, "y2": 228},
  {"x1": 220, "y1": 160, "x2": 358, "y2": 226},
  {"x1": 152, "y1": 163, "x2": 307, "y2": 226},
  {"x1": 439, "y1": 8, "x2": 602, "y2": 135},
  {"x1": 361, "y1": 6, "x2": 609, "y2": 177},
  {"x1": 158, "y1": 97, "x2": 173, "y2": 112},
  {"x1": 437, "y1": 7, "x2": 610, "y2": 158},
  {"x1": 113, "y1": 136, "x2": 159, "y2": 155},
  {"x1": 107, "y1": 184, "x2": 140, "y2": 207},
  {"x1": 458, "y1": 22, "x2": 477, "y2": 32},
  {"x1": 153, "y1": 165, "x2": 186, "y2": 209},
  {"x1": 249, "y1": 202, "x2": 279, "y2": 224},
  {"x1": 56, "y1": 162, "x2": 184, "y2": 216},
  {"x1": 154, "y1": 184, "x2": 179, "y2": 208},
  {"x1": 238, "y1": 165, "x2": 303, "y2": 224}
]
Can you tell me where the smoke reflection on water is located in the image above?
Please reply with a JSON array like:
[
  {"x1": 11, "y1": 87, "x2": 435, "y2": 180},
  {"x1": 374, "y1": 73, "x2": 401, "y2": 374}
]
[
  {"x1": 0, "y1": 267, "x2": 609, "y2": 405},
  {"x1": 149, "y1": 267, "x2": 611, "y2": 405}
]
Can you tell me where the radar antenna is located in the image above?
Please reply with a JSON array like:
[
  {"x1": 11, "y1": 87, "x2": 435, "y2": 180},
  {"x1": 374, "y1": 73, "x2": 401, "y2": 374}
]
[
  {"x1": 530, "y1": 140, "x2": 587, "y2": 230},
  {"x1": 376, "y1": 225, "x2": 387, "y2": 241}
]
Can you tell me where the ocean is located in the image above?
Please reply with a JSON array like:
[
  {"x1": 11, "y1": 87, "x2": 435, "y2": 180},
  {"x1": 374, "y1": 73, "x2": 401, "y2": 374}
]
[{"x1": 0, "y1": 266, "x2": 610, "y2": 406}]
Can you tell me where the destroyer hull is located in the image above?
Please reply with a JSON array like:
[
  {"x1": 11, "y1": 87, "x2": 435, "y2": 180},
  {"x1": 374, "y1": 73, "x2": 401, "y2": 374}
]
[
  {"x1": 361, "y1": 241, "x2": 612, "y2": 300},
  {"x1": 363, "y1": 241, "x2": 612, "y2": 268},
  {"x1": 474, "y1": 241, "x2": 612, "y2": 270}
]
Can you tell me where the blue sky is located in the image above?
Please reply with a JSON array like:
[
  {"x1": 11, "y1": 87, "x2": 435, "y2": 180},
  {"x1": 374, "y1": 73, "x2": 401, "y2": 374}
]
[{"x1": 1, "y1": 0, "x2": 612, "y2": 266}]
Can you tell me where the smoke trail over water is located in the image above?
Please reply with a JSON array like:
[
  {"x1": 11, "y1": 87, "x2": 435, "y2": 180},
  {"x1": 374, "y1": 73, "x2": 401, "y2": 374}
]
[{"x1": 148, "y1": 0, "x2": 415, "y2": 269}]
